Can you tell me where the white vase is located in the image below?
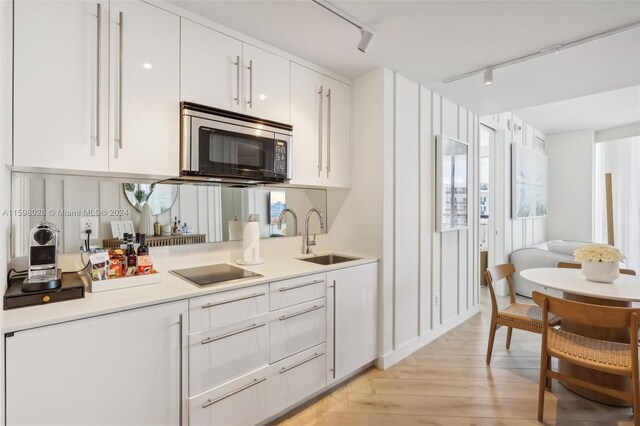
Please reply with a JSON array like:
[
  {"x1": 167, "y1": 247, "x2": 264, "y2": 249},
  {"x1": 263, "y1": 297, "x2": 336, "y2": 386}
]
[
  {"x1": 139, "y1": 202, "x2": 154, "y2": 236},
  {"x1": 581, "y1": 261, "x2": 619, "y2": 283}
]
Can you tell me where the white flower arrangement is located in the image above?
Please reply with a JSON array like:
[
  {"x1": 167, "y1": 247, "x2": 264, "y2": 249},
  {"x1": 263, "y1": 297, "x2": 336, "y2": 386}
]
[{"x1": 574, "y1": 244, "x2": 625, "y2": 263}]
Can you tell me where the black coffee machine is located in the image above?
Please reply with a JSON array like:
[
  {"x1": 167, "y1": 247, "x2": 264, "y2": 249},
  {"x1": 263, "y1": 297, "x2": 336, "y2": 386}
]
[{"x1": 23, "y1": 222, "x2": 62, "y2": 292}]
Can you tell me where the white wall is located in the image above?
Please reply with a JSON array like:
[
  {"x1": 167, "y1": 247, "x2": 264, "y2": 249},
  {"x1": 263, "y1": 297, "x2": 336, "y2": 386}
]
[
  {"x1": 546, "y1": 130, "x2": 595, "y2": 242},
  {"x1": 329, "y1": 68, "x2": 481, "y2": 368}
]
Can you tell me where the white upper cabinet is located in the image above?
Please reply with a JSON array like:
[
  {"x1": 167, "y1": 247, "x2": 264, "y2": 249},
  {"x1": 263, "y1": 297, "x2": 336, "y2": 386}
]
[
  {"x1": 109, "y1": 1, "x2": 180, "y2": 176},
  {"x1": 323, "y1": 77, "x2": 350, "y2": 188},
  {"x1": 180, "y1": 26, "x2": 289, "y2": 123},
  {"x1": 242, "y1": 44, "x2": 290, "y2": 124},
  {"x1": 290, "y1": 63, "x2": 324, "y2": 186},
  {"x1": 290, "y1": 63, "x2": 350, "y2": 187},
  {"x1": 181, "y1": 19, "x2": 243, "y2": 112},
  {"x1": 13, "y1": 0, "x2": 109, "y2": 172}
]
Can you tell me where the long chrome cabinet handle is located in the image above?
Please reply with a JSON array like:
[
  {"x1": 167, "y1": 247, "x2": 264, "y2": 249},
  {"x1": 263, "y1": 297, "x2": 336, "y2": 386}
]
[
  {"x1": 331, "y1": 280, "x2": 336, "y2": 379},
  {"x1": 118, "y1": 11, "x2": 124, "y2": 149},
  {"x1": 278, "y1": 280, "x2": 324, "y2": 292},
  {"x1": 178, "y1": 314, "x2": 183, "y2": 426},
  {"x1": 279, "y1": 304, "x2": 324, "y2": 321},
  {"x1": 246, "y1": 60, "x2": 253, "y2": 108},
  {"x1": 201, "y1": 292, "x2": 265, "y2": 309},
  {"x1": 95, "y1": 3, "x2": 101, "y2": 147},
  {"x1": 326, "y1": 88, "x2": 332, "y2": 174},
  {"x1": 317, "y1": 85, "x2": 323, "y2": 176},
  {"x1": 201, "y1": 323, "x2": 265, "y2": 345},
  {"x1": 233, "y1": 55, "x2": 240, "y2": 106},
  {"x1": 279, "y1": 352, "x2": 324, "y2": 374},
  {"x1": 202, "y1": 377, "x2": 266, "y2": 408}
]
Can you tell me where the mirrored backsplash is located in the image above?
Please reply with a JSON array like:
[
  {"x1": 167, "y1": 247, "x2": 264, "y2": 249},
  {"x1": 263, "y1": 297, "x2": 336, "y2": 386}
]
[{"x1": 10, "y1": 173, "x2": 327, "y2": 256}]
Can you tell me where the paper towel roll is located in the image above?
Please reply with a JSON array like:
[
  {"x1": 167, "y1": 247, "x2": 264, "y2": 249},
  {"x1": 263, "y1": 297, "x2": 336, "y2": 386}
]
[
  {"x1": 236, "y1": 221, "x2": 263, "y2": 265},
  {"x1": 228, "y1": 220, "x2": 244, "y2": 241}
]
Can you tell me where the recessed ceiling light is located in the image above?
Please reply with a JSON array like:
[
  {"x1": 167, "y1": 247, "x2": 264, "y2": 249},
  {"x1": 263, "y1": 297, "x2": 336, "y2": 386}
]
[
  {"x1": 143, "y1": 63, "x2": 153, "y2": 69},
  {"x1": 259, "y1": 94, "x2": 267, "y2": 101}
]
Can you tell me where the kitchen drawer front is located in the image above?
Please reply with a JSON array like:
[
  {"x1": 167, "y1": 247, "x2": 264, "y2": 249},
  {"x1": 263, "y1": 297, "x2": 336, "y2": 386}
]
[
  {"x1": 189, "y1": 366, "x2": 269, "y2": 426},
  {"x1": 268, "y1": 343, "x2": 326, "y2": 416},
  {"x1": 270, "y1": 273, "x2": 326, "y2": 310},
  {"x1": 189, "y1": 313, "x2": 269, "y2": 396},
  {"x1": 189, "y1": 284, "x2": 268, "y2": 332},
  {"x1": 270, "y1": 298, "x2": 326, "y2": 363}
]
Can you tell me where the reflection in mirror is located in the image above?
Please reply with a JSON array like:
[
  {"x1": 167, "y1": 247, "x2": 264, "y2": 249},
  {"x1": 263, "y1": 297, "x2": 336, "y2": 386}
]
[
  {"x1": 123, "y1": 183, "x2": 178, "y2": 215},
  {"x1": 10, "y1": 173, "x2": 327, "y2": 255}
]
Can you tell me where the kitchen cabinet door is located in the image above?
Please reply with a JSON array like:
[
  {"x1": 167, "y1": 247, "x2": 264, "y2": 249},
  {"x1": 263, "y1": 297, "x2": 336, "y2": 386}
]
[
  {"x1": 181, "y1": 19, "x2": 243, "y2": 111},
  {"x1": 242, "y1": 44, "x2": 290, "y2": 124},
  {"x1": 13, "y1": 0, "x2": 109, "y2": 172},
  {"x1": 289, "y1": 63, "x2": 324, "y2": 186},
  {"x1": 5, "y1": 301, "x2": 188, "y2": 425},
  {"x1": 109, "y1": 1, "x2": 180, "y2": 177},
  {"x1": 327, "y1": 262, "x2": 378, "y2": 384},
  {"x1": 322, "y1": 76, "x2": 350, "y2": 188}
]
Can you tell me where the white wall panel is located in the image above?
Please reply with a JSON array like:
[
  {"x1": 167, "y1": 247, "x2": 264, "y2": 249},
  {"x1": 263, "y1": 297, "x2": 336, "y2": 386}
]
[
  {"x1": 393, "y1": 73, "x2": 420, "y2": 348},
  {"x1": 419, "y1": 87, "x2": 432, "y2": 334},
  {"x1": 431, "y1": 93, "x2": 442, "y2": 326}
]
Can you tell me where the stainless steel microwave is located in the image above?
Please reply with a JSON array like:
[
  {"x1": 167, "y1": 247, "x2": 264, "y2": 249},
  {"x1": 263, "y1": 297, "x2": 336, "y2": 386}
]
[{"x1": 172, "y1": 102, "x2": 292, "y2": 185}]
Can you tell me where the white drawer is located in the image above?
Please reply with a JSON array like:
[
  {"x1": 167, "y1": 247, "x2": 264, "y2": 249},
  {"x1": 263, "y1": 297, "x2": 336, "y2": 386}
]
[
  {"x1": 189, "y1": 366, "x2": 269, "y2": 426},
  {"x1": 268, "y1": 343, "x2": 326, "y2": 417},
  {"x1": 270, "y1": 298, "x2": 326, "y2": 363},
  {"x1": 189, "y1": 313, "x2": 269, "y2": 396},
  {"x1": 189, "y1": 284, "x2": 268, "y2": 332},
  {"x1": 270, "y1": 273, "x2": 326, "y2": 310}
]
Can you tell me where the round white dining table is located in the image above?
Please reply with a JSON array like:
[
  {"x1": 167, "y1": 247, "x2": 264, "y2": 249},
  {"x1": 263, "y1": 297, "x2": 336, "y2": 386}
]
[
  {"x1": 521, "y1": 267, "x2": 640, "y2": 407},
  {"x1": 520, "y1": 267, "x2": 640, "y2": 301}
]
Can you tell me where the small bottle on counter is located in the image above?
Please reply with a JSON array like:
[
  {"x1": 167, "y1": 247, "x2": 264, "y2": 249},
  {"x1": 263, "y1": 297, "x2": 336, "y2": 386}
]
[
  {"x1": 137, "y1": 234, "x2": 149, "y2": 256},
  {"x1": 172, "y1": 217, "x2": 181, "y2": 235},
  {"x1": 154, "y1": 216, "x2": 161, "y2": 236},
  {"x1": 126, "y1": 234, "x2": 137, "y2": 276}
]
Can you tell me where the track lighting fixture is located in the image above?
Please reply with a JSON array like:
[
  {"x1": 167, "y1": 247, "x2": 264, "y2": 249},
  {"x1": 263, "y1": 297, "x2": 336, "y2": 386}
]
[
  {"x1": 483, "y1": 69, "x2": 493, "y2": 86},
  {"x1": 443, "y1": 20, "x2": 640, "y2": 86},
  {"x1": 312, "y1": 0, "x2": 375, "y2": 53}
]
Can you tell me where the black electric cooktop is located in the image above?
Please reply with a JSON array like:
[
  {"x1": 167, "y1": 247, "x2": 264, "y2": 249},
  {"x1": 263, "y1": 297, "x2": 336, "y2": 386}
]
[{"x1": 171, "y1": 263, "x2": 262, "y2": 286}]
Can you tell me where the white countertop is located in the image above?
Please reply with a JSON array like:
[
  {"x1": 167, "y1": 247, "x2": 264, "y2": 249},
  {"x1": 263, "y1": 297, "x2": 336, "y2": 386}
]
[
  {"x1": 2, "y1": 253, "x2": 377, "y2": 333},
  {"x1": 520, "y1": 267, "x2": 640, "y2": 302}
]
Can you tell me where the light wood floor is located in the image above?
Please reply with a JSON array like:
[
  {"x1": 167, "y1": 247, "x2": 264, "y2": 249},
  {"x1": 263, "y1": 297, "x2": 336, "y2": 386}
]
[{"x1": 273, "y1": 287, "x2": 635, "y2": 425}]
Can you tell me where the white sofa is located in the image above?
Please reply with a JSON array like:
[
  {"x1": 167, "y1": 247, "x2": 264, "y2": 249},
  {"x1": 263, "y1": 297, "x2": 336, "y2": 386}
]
[{"x1": 509, "y1": 240, "x2": 591, "y2": 298}]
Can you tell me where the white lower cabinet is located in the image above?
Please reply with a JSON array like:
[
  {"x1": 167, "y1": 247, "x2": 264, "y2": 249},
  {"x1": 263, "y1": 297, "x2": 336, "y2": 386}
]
[
  {"x1": 189, "y1": 366, "x2": 269, "y2": 426},
  {"x1": 269, "y1": 298, "x2": 327, "y2": 363},
  {"x1": 268, "y1": 343, "x2": 327, "y2": 416},
  {"x1": 189, "y1": 313, "x2": 269, "y2": 396},
  {"x1": 5, "y1": 301, "x2": 188, "y2": 426},
  {"x1": 327, "y1": 263, "x2": 379, "y2": 385}
]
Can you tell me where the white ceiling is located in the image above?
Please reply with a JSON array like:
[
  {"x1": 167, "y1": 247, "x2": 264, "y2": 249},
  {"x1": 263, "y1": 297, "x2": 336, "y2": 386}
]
[
  {"x1": 169, "y1": 0, "x2": 640, "y2": 116},
  {"x1": 513, "y1": 85, "x2": 640, "y2": 135}
]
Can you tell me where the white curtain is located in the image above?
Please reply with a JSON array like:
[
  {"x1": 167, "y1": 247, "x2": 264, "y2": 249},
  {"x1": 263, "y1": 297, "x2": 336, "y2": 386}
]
[{"x1": 594, "y1": 137, "x2": 640, "y2": 271}]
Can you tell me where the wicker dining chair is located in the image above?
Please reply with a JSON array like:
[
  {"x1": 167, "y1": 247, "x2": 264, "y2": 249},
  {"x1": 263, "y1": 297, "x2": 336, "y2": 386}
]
[
  {"x1": 557, "y1": 261, "x2": 636, "y2": 276},
  {"x1": 484, "y1": 264, "x2": 561, "y2": 365},
  {"x1": 532, "y1": 291, "x2": 640, "y2": 423}
]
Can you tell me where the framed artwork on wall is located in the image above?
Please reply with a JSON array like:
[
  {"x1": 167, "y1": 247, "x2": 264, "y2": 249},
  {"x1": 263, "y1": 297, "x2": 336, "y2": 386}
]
[
  {"x1": 512, "y1": 143, "x2": 548, "y2": 219},
  {"x1": 436, "y1": 135, "x2": 469, "y2": 232}
]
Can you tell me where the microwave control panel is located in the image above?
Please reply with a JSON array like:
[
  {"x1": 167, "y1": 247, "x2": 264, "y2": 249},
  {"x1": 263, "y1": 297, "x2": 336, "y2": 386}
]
[{"x1": 274, "y1": 140, "x2": 288, "y2": 175}]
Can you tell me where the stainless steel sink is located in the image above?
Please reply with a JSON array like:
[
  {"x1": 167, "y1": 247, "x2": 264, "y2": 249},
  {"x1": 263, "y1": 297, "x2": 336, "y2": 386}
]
[{"x1": 298, "y1": 254, "x2": 361, "y2": 265}]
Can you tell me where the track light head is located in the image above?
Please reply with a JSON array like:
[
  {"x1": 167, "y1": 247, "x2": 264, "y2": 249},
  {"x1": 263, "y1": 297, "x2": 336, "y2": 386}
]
[
  {"x1": 483, "y1": 69, "x2": 493, "y2": 86},
  {"x1": 358, "y1": 28, "x2": 375, "y2": 53}
]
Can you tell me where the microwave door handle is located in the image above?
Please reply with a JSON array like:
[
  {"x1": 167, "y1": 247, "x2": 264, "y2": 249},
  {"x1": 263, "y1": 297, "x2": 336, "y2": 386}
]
[{"x1": 317, "y1": 85, "x2": 323, "y2": 177}]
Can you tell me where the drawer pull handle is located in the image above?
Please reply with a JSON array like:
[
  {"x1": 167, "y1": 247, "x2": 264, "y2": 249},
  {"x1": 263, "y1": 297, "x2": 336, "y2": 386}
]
[
  {"x1": 278, "y1": 280, "x2": 324, "y2": 292},
  {"x1": 201, "y1": 323, "x2": 265, "y2": 345},
  {"x1": 201, "y1": 292, "x2": 265, "y2": 309},
  {"x1": 279, "y1": 352, "x2": 325, "y2": 374},
  {"x1": 201, "y1": 377, "x2": 266, "y2": 408},
  {"x1": 279, "y1": 304, "x2": 324, "y2": 321}
]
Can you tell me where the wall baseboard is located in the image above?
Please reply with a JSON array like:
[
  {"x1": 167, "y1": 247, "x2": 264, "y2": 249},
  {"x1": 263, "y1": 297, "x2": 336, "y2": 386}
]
[{"x1": 377, "y1": 304, "x2": 482, "y2": 369}]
